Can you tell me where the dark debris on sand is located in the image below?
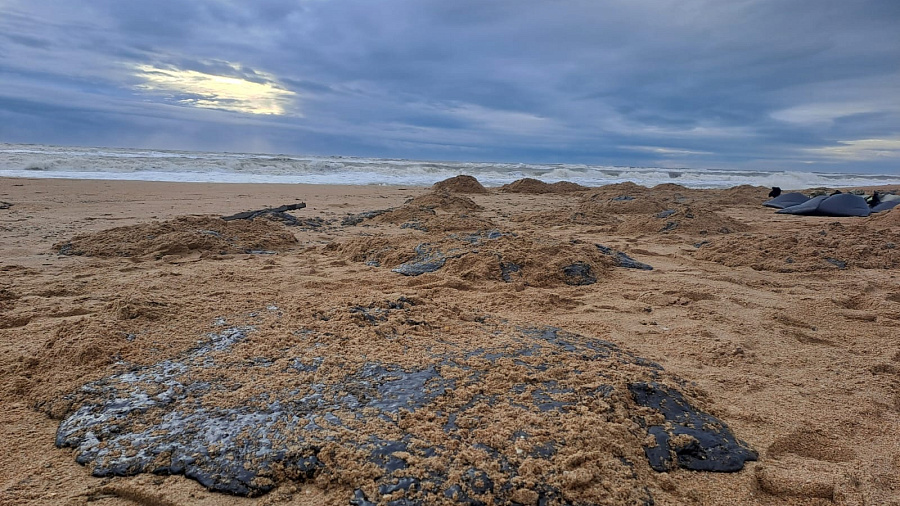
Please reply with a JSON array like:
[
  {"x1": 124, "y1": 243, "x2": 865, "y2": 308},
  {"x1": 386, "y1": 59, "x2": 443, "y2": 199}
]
[
  {"x1": 222, "y1": 203, "x2": 311, "y2": 226},
  {"x1": 596, "y1": 245, "x2": 654, "y2": 270},
  {"x1": 342, "y1": 210, "x2": 390, "y2": 226},
  {"x1": 345, "y1": 229, "x2": 654, "y2": 288},
  {"x1": 54, "y1": 302, "x2": 756, "y2": 504}
]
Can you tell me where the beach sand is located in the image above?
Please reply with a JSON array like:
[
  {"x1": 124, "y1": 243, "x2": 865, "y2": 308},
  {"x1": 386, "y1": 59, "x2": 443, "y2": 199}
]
[{"x1": 1, "y1": 177, "x2": 899, "y2": 505}]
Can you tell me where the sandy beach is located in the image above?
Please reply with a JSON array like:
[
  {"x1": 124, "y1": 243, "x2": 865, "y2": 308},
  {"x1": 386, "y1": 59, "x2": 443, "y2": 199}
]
[{"x1": 1, "y1": 176, "x2": 899, "y2": 505}]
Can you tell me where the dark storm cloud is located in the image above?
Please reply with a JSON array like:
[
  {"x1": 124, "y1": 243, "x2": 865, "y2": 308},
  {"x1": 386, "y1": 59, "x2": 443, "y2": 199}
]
[{"x1": 1, "y1": 0, "x2": 898, "y2": 171}]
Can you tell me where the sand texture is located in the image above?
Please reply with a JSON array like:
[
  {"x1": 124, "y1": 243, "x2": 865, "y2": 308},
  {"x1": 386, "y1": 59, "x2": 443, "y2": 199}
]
[{"x1": 1, "y1": 177, "x2": 900, "y2": 505}]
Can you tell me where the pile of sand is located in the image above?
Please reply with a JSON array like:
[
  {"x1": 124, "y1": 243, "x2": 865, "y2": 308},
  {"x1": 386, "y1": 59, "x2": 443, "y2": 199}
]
[
  {"x1": 432, "y1": 175, "x2": 490, "y2": 194},
  {"x1": 651, "y1": 183, "x2": 705, "y2": 197},
  {"x1": 582, "y1": 181, "x2": 650, "y2": 198},
  {"x1": 868, "y1": 206, "x2": 900, "y2": 229},
  {"x1": 53, "y1": 216, "x2": 299, "y2": 259},
  {"x1": 504, "y1": 184, "x2": 768, "y2": 232},
  {"x1": 713, "y1": 185, "x2": 771, "y2": 207},
  {"x1": 397, "y1": 191, "x2": 484, "y2": 213},
  {"x1": 617, "y1": 207, "x2": 751, "y2": 236},
  {"x1": 576, "y1": 194, "x2": 673, "y2": 215},
  {"x1": 499, "y1": 178, "x2": 556, "y2": 194},
  {"x1": 45, "y1": 299, "x2": 755, "y2": 504},
  {"x1": 499, "y1": 178, "x2": 589, "y2": 194},
  {"x1": 694, "y1": 220, "x2": 900, "y2": 271},
  {"x1": 505, "y1": 205, "x2": 615, "y2": 229},
  {"x1": 549, "y1": 180, "x2": 591, "y2": 193},
  {"x1": 337, "y1": 187, "x2": 653, "y2": 287},
  {"x1": 580, "y1": 183, "x2": 700, "y2": 203},
  {"x1": 399, "y1": 214, "x2": 501, "y2": 233},
  {"x1": 525, "y1": 191, "x2": 748, "y2": 235},
  {"x1": 362, "y1": 191, "x2": 497, "y2": 232},
  {"x1": 508, "y1": 208, "x2": 570, "y2": 227},
  {"x1": 507, "y1": 191, "x2": 665, "y2": 229},
  {"x1": 336, "y1": 232, "x2": 619, "y2": 288}
]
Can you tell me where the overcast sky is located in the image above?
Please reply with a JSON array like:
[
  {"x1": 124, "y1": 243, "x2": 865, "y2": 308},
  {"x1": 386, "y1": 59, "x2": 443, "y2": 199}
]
[{"x1": 1, "y1": 0, "x2": 899, "y2": 172}]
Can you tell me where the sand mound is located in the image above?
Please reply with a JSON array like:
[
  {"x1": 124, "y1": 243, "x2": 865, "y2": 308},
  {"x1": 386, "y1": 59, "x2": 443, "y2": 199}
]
[
  {"x1": 509, "y1": 208, "x2": 576, "y2": 227},
  {"x1": 577, "y1": 195, "x2": 673, "y2": 216},
  {"x1": 444, "y1": 236, "x2": 616, "y2": 287},
  {"x1": 499, "y1": 178, "x2": 555, "y2": 194},
  {"x1": 50, "y1": 301, "x2": 755, "y2": 503},
  {"x1": 54, "y1": 216, "x2": 298, "y2": 259},
  {"x1": 432, "y1": 175, "x2": 490, "y2": 194},
  {"x1": 369, "y1": 191, "x2": 496, "y2": 231},
  {"x1": 651, "y1": 183, "x2": 698, "y2": 194},
  {"x1": 504, "y1": 191, "x2": 655, "y2": 229},
  {"x1": 414, "y1": 214, "x2": 501, "y2": 233},
  {"x1": 509, "y1": 207, "x2": 622, "y2": 231},
  {"x1": 498, "y1": 178, "x2": 589, "y2": 194},
  {"x1": 587, "y1": 182, "x2": 651, "y2": 198},
  {"x1": 578, "y1": 183, "x2": 709, "y2": 211},
  {"x1": 402, "y1": 191, "x2": 484, "y2": 213},
  {"x1": 868, "y1": 206, "x2": 900, "y2": 229},
  {"x1": 617, "y1": 207, "x2": 750, "y2": 236},
  {"x1": 550, "y1": 180, "x2": 591, "y2": 193},
  {"x1": 373, "y1": 191, "x2": 484, "y2": 222},
  {"x1": 577, "y1": 194, "x2": 671, "y2": 215},
  {"x1": 714, "y1": 185, "x2": 771, "y2": 207},
  {"x1": 567, "y1": 205, "x2": 624, "y2": 229},
  {"x1": 694, "y1": 221, "x2": 900, "y2": 271},
  {"x1": 337, "y1": 232, "x2": 620, "y2": 288}
]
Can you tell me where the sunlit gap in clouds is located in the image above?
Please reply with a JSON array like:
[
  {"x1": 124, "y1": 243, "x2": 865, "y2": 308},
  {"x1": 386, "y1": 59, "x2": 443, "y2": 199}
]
[
  {"x1": 134, "y1": 64, "x2": 297, "y2": 115},
  {"x1": 806, "y1": 138, "x2": 900, "y2": 161}
]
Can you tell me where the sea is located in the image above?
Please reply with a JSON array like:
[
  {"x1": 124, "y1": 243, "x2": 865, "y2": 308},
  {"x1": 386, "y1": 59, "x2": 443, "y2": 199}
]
[{"x1": 1, "y1": 143, "x2": 898, "y2": 189}]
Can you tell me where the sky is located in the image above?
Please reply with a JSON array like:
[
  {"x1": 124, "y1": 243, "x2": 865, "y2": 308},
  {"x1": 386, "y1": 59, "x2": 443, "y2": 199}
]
[{"x1": 1, "y1": 0, "x2": 899, "y2": 173}]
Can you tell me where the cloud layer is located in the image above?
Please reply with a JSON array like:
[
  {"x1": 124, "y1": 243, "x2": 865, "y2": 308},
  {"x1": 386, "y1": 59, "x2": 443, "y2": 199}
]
[{"x1": 1, "y1": 0, "x2": 898, "y2": 172}]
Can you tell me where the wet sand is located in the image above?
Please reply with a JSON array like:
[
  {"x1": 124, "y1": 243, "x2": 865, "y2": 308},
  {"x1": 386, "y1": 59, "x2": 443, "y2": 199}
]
[{"x1": 1, "y1": 177, "x2": 899, "y2": 505}]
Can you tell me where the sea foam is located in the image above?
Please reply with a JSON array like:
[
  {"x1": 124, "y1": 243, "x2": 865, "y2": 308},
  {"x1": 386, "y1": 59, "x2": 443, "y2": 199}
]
[{"x1": 1, "y1": 143, "x2": 898, "y2": 189}]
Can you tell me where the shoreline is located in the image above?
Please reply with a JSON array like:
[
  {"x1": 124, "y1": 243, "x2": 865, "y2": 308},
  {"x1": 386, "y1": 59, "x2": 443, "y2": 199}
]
[{"x1": 4, "y1": 174, "x2": 899, "y2": 192}]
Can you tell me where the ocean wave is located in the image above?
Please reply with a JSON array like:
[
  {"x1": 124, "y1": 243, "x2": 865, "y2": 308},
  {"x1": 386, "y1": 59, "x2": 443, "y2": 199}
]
[{"x1": 2, "y1": 143, "x2": 898, "y2": 189}]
